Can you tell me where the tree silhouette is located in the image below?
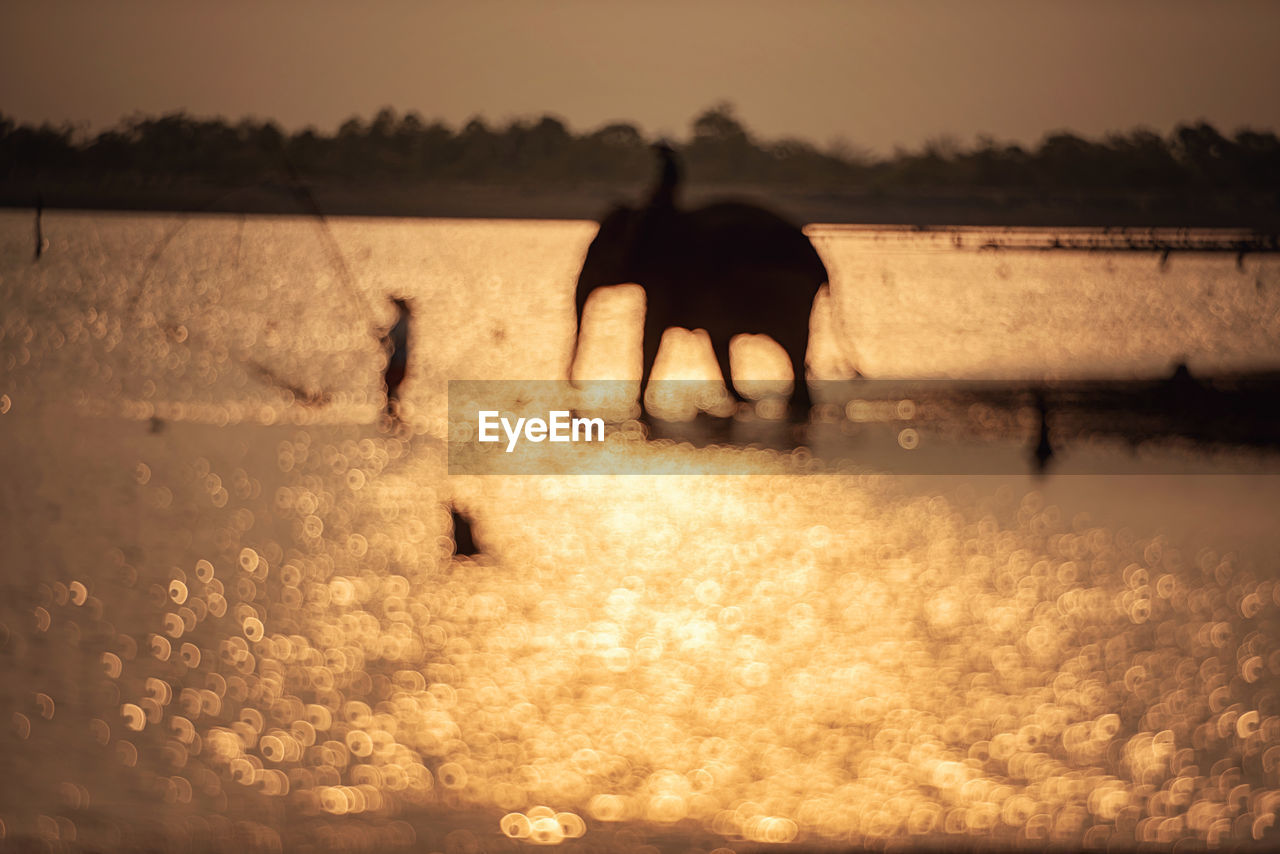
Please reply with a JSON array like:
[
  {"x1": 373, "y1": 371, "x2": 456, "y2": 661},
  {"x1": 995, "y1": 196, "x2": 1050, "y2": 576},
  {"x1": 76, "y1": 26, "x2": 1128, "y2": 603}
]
[{"x1": 2, "y1": 104, "x2": 1277, "y2": 224}]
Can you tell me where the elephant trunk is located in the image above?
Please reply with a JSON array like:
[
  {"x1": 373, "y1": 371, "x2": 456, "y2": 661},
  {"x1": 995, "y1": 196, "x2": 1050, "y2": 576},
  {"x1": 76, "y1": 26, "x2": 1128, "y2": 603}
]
[
  {"x1": 567, "y1": 278, "x2": 593, "y2": 387},
  {"x1": 568, "y1": 204, "x2": 635, "y2": 386}
]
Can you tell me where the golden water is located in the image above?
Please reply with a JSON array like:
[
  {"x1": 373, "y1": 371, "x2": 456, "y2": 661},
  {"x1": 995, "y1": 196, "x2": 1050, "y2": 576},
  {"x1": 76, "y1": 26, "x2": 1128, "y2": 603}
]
[{"x1": 2, "y1": 211, "x2": 1279, "y2": 851}]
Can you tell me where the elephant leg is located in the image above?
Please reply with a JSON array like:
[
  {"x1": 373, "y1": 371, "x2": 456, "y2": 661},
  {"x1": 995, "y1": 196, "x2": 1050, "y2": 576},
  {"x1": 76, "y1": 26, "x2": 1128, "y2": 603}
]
[
  {"x1": 786, "y1": 331, "x2": 813, "y2": 418},
  {"x1": 638, "y1": 316, "x2": 664, "y2": 419},
  {"x1": 711, "y1": 335, "x2": 747, "y2": 403}
]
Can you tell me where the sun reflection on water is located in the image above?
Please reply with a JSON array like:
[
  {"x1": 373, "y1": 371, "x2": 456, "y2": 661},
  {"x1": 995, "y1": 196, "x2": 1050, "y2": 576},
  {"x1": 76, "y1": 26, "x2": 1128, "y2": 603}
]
[{"x1": 4, "y1": 414, "x2": 1280, "y2": 850}]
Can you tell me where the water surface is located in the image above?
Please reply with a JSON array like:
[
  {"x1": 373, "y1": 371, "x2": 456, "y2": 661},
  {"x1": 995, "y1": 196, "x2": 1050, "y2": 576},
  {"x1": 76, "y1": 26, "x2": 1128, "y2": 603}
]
[{"x1": 2, "y1": 211, "x2": 1279, "y2": 851}]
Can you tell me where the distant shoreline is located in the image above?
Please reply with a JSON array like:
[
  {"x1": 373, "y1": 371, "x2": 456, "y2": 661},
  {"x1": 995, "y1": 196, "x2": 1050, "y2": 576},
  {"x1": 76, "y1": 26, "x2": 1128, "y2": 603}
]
[{"x1": 4, "y1": 177, "x2": 1279, "y2": 230}]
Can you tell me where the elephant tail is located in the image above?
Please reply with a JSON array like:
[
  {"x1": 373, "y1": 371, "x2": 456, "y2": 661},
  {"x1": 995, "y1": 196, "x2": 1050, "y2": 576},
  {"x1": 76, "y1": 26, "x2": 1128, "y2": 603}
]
[{"x1": 823, "y1": 282, "x2": 864, "y2": 379}]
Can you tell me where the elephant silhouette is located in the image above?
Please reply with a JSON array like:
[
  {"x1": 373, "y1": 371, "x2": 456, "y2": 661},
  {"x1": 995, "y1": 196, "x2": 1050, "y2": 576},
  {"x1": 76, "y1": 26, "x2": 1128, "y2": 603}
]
[{"x1": 567, "y1": 144, "x2": 833, "y2": 421}]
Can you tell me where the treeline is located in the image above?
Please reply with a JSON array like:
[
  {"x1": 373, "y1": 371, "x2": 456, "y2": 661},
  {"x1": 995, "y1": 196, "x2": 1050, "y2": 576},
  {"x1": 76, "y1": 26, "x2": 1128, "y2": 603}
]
[{"x1": 3, "y1": 103, "x2": 1279, "y2": 195}]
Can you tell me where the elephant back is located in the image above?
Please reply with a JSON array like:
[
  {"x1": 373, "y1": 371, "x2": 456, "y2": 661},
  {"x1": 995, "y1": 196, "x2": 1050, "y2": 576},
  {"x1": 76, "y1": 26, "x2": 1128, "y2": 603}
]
[{"x1": 689, "y1": 202, "x2": 828, "y2": 285}]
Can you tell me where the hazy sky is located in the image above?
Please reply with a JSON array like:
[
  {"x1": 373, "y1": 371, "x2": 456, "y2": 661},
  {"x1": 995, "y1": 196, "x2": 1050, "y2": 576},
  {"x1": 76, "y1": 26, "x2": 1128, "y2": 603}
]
[{"x1": 2, "y1": 0, "x2": 1278, "y2": 154}]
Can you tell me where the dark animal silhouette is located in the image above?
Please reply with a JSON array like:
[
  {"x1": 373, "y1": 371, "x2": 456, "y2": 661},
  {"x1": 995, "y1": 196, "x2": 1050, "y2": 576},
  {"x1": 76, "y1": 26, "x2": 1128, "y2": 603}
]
[
  {"x1": 380, "y1": 297, "x2": 412, "y2": 417},
  {"x1": 568, "y1": 145, "x2": 832, "y2": 421}
]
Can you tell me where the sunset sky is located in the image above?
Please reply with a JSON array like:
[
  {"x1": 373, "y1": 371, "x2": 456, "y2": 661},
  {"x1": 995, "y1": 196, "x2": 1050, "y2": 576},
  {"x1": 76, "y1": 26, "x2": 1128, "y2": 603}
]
[{"x1": 2, "y1": 0, "x2": 1277, "y2": 154}]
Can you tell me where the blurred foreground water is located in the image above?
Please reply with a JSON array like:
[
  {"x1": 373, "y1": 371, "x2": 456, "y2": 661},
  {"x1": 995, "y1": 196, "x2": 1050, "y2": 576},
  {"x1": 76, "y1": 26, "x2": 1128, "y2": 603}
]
[{"x1": 2, "y1": 210, "x2": 1280, "y2": 851}]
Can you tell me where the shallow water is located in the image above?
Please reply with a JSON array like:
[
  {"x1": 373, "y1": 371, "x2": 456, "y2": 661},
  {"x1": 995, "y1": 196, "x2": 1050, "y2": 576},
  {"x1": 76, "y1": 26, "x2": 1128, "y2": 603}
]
[{"x1": 2, "y1": 210, "x2": 1279, "y2": 851}]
